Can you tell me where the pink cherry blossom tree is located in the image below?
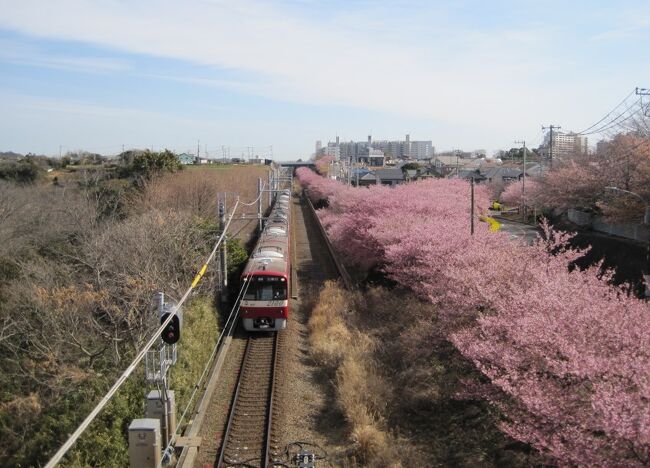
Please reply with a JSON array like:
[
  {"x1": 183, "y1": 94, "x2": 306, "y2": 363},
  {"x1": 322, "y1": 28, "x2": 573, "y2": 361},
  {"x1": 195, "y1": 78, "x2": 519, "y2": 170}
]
[
  {"x1": 500, "y1": 178, "x2": 542, "y2": 208},
  {"x1": 520, "y1": 134, "x2": 650, "y2": 223},
  {"x1": 296, "y1": 168, "x2": 650, "y2": 465},
  {"x1": 314, "y1": 155, "x2": 334, "y2": 175}
]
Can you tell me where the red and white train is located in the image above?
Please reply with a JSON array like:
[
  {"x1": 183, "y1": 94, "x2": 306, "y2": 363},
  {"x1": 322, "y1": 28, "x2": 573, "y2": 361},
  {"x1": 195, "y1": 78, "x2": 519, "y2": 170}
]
[{"x1": 240, "y1": 189, "x2": 292, "y2": 331}]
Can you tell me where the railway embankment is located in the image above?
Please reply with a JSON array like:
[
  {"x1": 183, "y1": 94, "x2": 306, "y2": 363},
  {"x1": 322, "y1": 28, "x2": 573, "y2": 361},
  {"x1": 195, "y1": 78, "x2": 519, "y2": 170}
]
[{"x1": 306, "y1": 281, "x2": 542, "y2": 466}]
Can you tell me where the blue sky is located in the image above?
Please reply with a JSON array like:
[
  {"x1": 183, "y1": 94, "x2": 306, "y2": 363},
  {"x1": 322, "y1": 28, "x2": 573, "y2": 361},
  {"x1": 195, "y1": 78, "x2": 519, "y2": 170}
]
[{"x1": 0, "y1": 0, "x2": 648, "y2": 159}]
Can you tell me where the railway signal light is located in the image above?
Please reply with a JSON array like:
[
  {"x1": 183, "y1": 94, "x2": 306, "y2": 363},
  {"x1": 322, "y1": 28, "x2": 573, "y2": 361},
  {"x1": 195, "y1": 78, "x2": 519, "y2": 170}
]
[{"x1": 160, "y1": 305, "x2": 182, "y2": 345}]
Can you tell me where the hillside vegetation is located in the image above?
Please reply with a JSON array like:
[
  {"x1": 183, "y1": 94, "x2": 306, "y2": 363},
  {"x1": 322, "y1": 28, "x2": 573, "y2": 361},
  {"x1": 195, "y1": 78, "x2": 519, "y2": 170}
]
[{"x1": 0, "y1": 161, "x2": 267, "y2": 466}]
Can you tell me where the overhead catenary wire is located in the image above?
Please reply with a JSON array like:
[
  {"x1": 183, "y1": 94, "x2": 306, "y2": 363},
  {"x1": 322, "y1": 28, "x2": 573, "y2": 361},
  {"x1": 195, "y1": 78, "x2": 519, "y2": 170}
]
[
  {"x1": 161, "y1": 178, "x2": 280, "y2": 464},
  {"x1": 238, "y1": 183, "x2": 267, "y2": 206},
  {"x1": 44, "y1": 182, "x2": 266, "y2": 468},
  {"x1": 158, "y1": 274, "x2": 257, "y2": 466}
]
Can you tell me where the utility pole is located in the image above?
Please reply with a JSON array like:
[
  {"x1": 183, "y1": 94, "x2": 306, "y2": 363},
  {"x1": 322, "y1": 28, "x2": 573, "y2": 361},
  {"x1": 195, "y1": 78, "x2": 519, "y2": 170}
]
[
  {"x1": 470, "y1": 177, "x2": 475, "y2": 235},
  {"x1": 515, "y1": 140, "x2": 527, "y2": 221},
  {"x1": 637, "y1": 88, "x2": 650, "y2": 116},
  {"x1": 59, "y1": 145, "x2": 62, "y2": 159},
  {"x1": 542, "y1": 125, "x2": 561, "y2": 170},
  {"x1": 197, "y1": 140, "x2": 200, "y2": 159}
]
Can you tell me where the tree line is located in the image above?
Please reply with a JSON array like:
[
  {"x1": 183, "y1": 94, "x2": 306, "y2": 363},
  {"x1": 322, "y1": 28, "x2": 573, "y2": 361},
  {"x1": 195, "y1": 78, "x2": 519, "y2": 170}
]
[{"x1": 0, "y1": 158, "x2": 258, "y2": 466}]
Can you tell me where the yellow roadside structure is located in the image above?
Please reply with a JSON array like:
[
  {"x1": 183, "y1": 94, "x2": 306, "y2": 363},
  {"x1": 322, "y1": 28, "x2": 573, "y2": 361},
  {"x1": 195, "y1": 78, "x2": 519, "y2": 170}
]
[{"x1": 480, "y1": 215, "x2": 501, "y2": 231}]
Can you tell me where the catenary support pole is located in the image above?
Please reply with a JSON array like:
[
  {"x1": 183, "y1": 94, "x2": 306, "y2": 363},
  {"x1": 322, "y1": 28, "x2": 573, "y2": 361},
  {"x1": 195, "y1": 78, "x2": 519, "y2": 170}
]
[
  {"x1": 219, "y1": 198, "x2": 228, "y2": 301},
  {"x1": 258, "y1": 177, "x2": 263, "y2": 233}
]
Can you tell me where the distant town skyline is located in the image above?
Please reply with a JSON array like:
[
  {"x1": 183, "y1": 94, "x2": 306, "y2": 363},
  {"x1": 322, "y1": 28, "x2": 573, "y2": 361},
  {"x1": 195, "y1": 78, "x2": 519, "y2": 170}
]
[{"x1": 0, "y1": 0, "x2": 648, "y2": 158}]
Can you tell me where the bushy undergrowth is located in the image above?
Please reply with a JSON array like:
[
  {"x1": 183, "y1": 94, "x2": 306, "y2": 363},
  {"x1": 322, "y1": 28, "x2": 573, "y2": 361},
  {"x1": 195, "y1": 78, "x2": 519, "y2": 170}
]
[
  {"x1": 308, "y1": 282, "x2": 401, "y2": 466},
  {"x1": 0, "y1": 166, "x2": 263, "y2": 466},
  {"x1": 0, "y1": 159, "x2": 44, "y2": 183},
  {"x1": 309, "y1": 282, "x2": 536, "y2": 466}
]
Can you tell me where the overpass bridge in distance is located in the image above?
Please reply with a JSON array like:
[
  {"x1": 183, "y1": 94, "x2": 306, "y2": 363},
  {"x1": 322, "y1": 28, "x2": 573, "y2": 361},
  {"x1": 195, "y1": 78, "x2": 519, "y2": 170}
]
[{"x1": 277, "y1": 160, "x2": 315, "y2": 174}]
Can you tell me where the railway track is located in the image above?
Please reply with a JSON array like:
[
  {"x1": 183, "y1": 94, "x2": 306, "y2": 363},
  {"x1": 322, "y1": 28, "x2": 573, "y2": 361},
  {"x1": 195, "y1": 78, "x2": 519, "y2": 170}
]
[
  {"x1": 183, "y1": 189, "x2": 348, "y2": 467},
  {"x1": 216, "y1": 332, "x2": 280, "y2": 468}
]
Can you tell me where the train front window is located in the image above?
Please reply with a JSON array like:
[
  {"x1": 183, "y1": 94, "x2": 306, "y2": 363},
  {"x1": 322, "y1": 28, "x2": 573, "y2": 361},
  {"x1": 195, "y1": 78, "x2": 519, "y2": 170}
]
[{"x1": 243, "y1": 276, "x2": 287, "y2": 301}]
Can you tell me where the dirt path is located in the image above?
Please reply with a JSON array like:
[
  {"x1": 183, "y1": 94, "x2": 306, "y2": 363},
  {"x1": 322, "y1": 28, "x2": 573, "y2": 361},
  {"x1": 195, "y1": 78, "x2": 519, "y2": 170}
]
[{"x1": 271, "y1": 193, "x2": 350, "y2": 465}]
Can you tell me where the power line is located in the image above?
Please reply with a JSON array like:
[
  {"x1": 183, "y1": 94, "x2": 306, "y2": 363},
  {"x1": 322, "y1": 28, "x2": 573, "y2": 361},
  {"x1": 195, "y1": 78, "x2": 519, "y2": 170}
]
[
  {"x1": 158, "y1": 270, "x2": 257, "y2": 466},
  {"x1": 585, "y1": 102, "x2": 643, "y2": 136},
  {"x1": 580, "y1": 98, "x2": 642, "y2": 136},
  {"x1": 576, "y1": 89, "x2": 637, "y2": 135}
]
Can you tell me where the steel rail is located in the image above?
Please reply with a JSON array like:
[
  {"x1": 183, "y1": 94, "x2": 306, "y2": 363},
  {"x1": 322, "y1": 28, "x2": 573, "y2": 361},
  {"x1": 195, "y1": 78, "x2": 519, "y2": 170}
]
[{"x1": 217, "y1": 332, "x2": 279, "y2": 468}]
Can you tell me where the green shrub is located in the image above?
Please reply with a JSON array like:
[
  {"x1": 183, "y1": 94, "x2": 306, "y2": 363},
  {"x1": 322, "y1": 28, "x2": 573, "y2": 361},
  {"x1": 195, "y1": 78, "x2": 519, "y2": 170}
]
[{"x1": 0, "y1": 161, "x2": 43, "y2": 183}]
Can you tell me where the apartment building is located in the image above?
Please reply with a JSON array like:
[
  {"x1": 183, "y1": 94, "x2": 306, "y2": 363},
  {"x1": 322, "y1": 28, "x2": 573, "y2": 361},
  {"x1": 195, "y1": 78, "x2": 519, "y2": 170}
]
[
  {"x1": 317, "y1": 134, "x2": 433, "y2": 163},
  {"x1": 541, "y1": 131, "x2": 588, "y2": 160}
]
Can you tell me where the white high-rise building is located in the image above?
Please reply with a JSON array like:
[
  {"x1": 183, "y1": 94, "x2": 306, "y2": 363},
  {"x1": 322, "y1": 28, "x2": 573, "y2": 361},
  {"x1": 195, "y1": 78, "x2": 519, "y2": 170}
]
[
  {"x1": 541, "y1": 131, "x2": 588, "y2": 160},
  {"x1": 409, "y1": 140, "x2": 433, "y2": 159},
  {"x1": 319, "y1": 133, "x2": 434, "y2": 163},
  {"x1": 324, "y1": 143, "x2": 340, "y2": 160}
]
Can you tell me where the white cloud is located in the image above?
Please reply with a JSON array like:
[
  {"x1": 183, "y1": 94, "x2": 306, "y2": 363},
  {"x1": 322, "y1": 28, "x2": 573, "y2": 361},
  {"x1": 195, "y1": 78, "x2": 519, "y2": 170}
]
[
  {"x1": 0, "y1": 1, "x2": 555, "y2": 123},
  {"x1": 0, "y1": 37, "x2": 130, "y2": 73},
  {"x1": 140, "y1": 73, "x2": 263, "y2": 94},
  {"x1": 591, "y1": 15, "x2": 650, "y2": 42},
  {"x1": 0, "y1": 0, "x2": 645, "y2": 151},
  {"x1": 1, "y1": 92, "x2": 154, "y2": 119}
]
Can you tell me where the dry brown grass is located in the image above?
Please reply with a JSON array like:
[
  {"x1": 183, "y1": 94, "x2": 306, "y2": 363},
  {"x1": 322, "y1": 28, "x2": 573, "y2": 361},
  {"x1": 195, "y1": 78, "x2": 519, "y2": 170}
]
[
  {"x1": 308, "y1": 282, "x2": 352, "y2": 367},
  {"x1": 308, "y1": 281, "x2": 402, "y2": 466},
  {"x1": 135, "y1": 165, "x2": 269, "y2": 243}
]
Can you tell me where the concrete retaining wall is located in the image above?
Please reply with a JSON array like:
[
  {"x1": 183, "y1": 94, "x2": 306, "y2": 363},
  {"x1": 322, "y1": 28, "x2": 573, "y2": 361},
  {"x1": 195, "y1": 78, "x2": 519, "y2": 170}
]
[{"x1": 568, "y1": 209, "x2": 650, "y2": 242}]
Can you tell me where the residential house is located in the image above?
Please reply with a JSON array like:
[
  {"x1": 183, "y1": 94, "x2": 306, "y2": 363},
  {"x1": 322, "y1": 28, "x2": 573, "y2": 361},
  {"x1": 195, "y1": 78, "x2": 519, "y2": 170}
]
[
  {"x1": 448, "y1": 168, "x2": 487, "y2": 183},
  {"x1": 482, "y1": 167, "x2": 523, "y2": 184},
  {"x1": 374, "y1": 168, "x2": 405, "y2": 186},
  {"x1": 178, "y1": 153, "x2": 196, "y2": 165}
]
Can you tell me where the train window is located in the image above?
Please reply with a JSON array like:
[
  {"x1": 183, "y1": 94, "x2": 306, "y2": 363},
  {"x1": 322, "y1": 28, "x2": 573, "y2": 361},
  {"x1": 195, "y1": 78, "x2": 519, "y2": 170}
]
[{"x1": 243, "y1": 275, "x2": 287, "y2": 301}]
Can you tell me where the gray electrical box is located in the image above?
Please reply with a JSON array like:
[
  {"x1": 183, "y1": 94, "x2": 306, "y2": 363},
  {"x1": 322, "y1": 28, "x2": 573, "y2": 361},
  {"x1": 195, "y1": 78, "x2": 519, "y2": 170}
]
[
  {"x1": 145, "y1": 390, "x2": 176, "y2": 445},
  {"x1": 128, "y1": 418, "x2": 161, "y2": 468}
]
